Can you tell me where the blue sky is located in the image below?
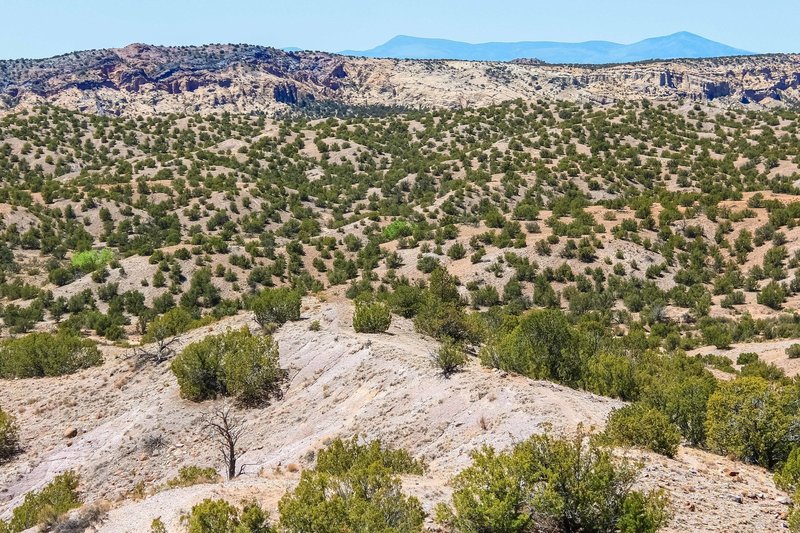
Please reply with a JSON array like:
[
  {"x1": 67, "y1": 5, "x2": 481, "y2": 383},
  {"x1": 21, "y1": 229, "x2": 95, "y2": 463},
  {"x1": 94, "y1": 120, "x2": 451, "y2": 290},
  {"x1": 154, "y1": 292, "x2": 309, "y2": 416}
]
[{"x1": 2, "y1": 0, "x2": 798, "y2": 59}]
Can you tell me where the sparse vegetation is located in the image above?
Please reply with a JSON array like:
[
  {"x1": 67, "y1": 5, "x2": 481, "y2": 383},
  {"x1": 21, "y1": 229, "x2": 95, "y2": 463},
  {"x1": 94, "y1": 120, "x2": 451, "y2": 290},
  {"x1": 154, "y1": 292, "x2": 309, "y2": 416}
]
[
  {"x1": 165, "y1": 466, "x2": 220, "y2": 488},
  {"x1": 2, "y1": 55, "x2": 800, "y2": 532},
  {"x1": 432, "y1": 338, "x2": 467, "y2": 377}
]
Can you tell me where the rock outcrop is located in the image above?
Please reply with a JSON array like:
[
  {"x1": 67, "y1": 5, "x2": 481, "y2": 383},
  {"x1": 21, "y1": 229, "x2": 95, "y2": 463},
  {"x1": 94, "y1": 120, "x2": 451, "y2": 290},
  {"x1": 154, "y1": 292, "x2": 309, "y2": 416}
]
[{"x1": 0, "y1": 44, "x2": 798, "y2": 116}]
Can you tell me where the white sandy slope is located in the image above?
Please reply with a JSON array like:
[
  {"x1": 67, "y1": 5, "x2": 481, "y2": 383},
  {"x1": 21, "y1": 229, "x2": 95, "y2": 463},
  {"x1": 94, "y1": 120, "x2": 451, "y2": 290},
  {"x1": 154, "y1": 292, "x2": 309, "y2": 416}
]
[{"x1": 0, "y1": 298, "x2": 792, "y2": 531}]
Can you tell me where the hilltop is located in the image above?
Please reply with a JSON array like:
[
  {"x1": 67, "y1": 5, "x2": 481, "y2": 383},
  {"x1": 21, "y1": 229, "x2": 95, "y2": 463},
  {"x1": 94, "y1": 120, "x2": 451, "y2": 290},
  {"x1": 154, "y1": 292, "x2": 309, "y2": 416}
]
[{"x1": 0, "y1": 44, "x2": 797, "y2": 117}]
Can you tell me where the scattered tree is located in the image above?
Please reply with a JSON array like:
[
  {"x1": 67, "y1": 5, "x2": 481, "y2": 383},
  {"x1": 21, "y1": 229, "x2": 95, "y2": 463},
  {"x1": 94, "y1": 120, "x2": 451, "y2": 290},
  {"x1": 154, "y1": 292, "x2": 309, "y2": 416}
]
[
  {"x1": 605, "y1": 403, "x2": 681, "y2": 458},
  {"x1": 250, "y1": 288, "x2": 301, "y2": 330},
  {"x1": 202, "y1": 405, "x2": 247, "y2": 481}
]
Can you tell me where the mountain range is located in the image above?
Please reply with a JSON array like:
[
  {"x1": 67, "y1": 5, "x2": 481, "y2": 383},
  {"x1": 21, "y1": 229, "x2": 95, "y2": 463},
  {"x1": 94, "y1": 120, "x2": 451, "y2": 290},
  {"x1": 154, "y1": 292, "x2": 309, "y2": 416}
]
[{"x1": 340, "y1": 31, "x2": 752, "y2": 64}]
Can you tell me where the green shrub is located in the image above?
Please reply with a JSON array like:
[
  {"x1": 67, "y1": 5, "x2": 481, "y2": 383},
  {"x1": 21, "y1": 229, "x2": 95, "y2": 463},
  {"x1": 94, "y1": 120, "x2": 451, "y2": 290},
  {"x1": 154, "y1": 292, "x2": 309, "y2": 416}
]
[
  {"x1": 470, "y1": 285, "x2": 500, "y2": 308},
  {"x1": 790, "y1": 505, "x2": 800, "y2": 533},
  {"x1": 436, "y1": 434, "x2": 669, "y2": 533},
  {"x1": 758, "y1": 281, "x2": 786, "y2": 310},
  {"x1": 584, "y1": 353, "x2": 637, "y2": 401},
  {"x1": 0, "y1": 406, "x2": 19, "y2": 463},
  {"x1": 71, "y1": 248, "x2": 114, "y2": 272},
  {"x1": 699, "y1": 353, "x2": 736, "y2": 374},
  {"x1": 737, "y1": 352, "x2": 759, "y2": 365},
  {"x1": 701, "y1": 324, "x2": 732, "y2": 349},
  {"x1": 774, "y1": 447, "x2": 800, "y2": 492},
  {"x1": 315, "y1": 437, "x2": 425, "y2": 476},
  {"x1": 249, "y1": 288, "x2": 301, "y2": 329},
  {"x1": 279, "y1": 438, "x2": 425, "y2": 532},
  {"x1": 187, "y1": 499, "x2": 273, "y2": 533},
  {"x1": 484, "y1": 308, "x2": 582, "y2": 386},
  {"x1": 787, "y1": 345, "x2": 800, "y2": 359},
  {"x1": 447, "y1": 242, "x2": 466, "y2": 260},
  {"x1": 0, "y1": 332, "x2": 102, "y2": 378},
  {"x1": 739, "y1": 359, "x2": 787, "y2": 382},
  {"x1": 171, "y1": 328, "x2": 286, "y2": 406},
  {"x1": 150, "y1": 518, "x2": 167, "y2": 533},
  {"x1": 352, "y1": 301, "x2": 392, "y2": 333},
  {"x1": 635, "y1": 352, "x2": 717, "y2": 447},
  {"x1": 616, "y1": 491, "x2": 672, "y2": 533},
  {"x1": 415, "y1": 296, "x2": 475, "y2": 343},
  {"x1": 416, "y1": 255, "x2": 441, "y2": 274},
  {"x1": 432, "y1": 338, "x2": 467, "y2": 377},
  {"x1": 165, "y1": 466, "x2": 220, "y2": 488},
  {"x1": 180, "y1": 268, "x2": 221, "y2": 312},
  {"x1": 382, "y1": 220, "x2": 414, "y2": 240},
  {"x1": 387, "y1": 284, "x2": 425, "y2": 318},
  {"x1": 48, "y1": 267, "x2": 76, "y2": 286},
  {"x1": 143, "y1": 307, "x2": 203, "y2": 342},
  {"x1": 705, "y1": 377, "x2": 799, "y2": 469},
  {"x1": 4, "y1": 471, "x2": 81, "y2": 533},
  {"x1": 605, "y1": 403, "x2": 681, "y2": 458}
]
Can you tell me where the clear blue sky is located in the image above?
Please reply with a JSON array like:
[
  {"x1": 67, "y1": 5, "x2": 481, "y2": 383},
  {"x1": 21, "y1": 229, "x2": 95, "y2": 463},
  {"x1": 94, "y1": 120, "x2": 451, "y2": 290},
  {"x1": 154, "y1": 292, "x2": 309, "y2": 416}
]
[{"x1": 2, "y1": 0, "x2": 798, "y2": 60}]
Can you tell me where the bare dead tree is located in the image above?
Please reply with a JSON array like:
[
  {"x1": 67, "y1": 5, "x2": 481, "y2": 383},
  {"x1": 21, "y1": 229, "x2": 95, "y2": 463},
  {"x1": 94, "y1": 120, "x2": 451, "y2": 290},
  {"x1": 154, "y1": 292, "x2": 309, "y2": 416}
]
[
  {"x1": 202, "y1": 404, "x2": 247, "y2": 481},
  {"x1": 131, "y1": 335, "x2": 178, "y2": 367}
]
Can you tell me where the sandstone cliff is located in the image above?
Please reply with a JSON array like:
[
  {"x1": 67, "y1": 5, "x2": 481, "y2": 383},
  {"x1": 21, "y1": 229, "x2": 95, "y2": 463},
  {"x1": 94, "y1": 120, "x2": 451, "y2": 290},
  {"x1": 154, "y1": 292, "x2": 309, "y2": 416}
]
[{"x1": 0, "y1": 44, "x2": 798, "y2": 116}]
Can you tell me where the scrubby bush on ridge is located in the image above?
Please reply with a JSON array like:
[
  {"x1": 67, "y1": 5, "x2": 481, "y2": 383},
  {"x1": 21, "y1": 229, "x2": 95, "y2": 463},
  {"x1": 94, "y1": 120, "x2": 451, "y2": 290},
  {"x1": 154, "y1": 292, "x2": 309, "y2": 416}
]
[
  {"x1": 436, "y1": 433, "x2": 669, "y2": 533},
  {"x1": 186, "y1": 498, "x2": 273, "y2": 533},
  {"x1": 279, "y1": 437, "x2": 425, "y2": 532},
  {"x1": 352, "y1": 300, "x2": 392, "y2": 333}
]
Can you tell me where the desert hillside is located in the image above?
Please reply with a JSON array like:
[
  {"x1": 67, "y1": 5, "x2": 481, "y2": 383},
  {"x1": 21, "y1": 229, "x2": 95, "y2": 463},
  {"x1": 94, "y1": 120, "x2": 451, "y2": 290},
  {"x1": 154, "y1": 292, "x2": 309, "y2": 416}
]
[
  {"x1": 2, "y1": 51, "x2": 800, "y2": 533},
  {"x1": 1, "y1": 298, "x2": 791, "y2": 533}
]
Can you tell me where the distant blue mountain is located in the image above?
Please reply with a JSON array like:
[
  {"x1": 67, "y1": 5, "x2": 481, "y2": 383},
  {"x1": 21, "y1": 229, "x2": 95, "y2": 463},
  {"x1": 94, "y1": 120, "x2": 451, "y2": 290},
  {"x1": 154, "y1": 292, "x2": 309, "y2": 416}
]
[{"x1": 340, "y1": 32, "x2": 752, "y2": 64}]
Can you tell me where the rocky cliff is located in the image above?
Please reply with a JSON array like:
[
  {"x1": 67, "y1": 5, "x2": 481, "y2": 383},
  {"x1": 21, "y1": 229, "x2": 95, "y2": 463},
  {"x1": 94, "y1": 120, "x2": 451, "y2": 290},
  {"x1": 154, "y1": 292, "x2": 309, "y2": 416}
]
[{"x1": 0, "y1": 43, "x2": 798, "y2": 116}]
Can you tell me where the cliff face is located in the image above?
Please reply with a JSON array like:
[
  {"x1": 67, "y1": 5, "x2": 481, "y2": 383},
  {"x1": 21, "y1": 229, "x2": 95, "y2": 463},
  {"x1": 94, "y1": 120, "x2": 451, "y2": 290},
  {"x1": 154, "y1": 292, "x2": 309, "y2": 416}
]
[{"x1": 0, "y1": 43, "x2": 798, "y2": 115}]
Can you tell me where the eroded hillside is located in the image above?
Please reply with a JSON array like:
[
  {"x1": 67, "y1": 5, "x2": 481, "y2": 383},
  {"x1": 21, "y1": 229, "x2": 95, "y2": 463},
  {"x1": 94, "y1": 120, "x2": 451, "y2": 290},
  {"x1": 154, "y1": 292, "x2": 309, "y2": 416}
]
[{"x1": 0, "y1": 44, "x2": 798, "y2": 116}]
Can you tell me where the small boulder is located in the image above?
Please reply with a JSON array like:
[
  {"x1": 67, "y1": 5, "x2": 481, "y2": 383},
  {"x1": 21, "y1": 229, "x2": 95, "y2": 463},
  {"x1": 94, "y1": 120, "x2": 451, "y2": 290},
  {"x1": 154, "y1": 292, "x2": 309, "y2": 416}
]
[{"x1": 63, "y1": 427, "x2": 78, "y2": 439}]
